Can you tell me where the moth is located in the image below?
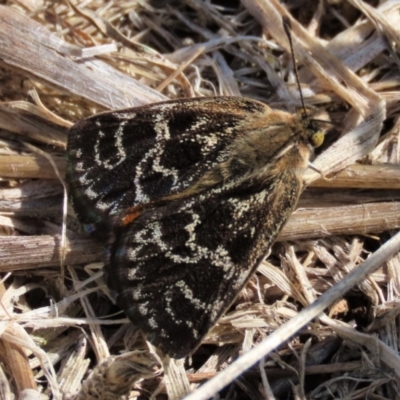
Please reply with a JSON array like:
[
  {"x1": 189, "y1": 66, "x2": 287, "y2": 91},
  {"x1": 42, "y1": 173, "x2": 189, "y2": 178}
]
[
  {"x1": 66, "y1": 96, "x2": 324, "y2": 358},
  {"x1": 66, "y1": 15, "x2": 325, "y2": 359}
]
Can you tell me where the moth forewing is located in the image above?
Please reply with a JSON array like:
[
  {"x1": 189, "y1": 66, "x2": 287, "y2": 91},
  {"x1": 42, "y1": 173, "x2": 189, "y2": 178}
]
[{"x1": 67, "y1": 97, "x2": 272, "y2": 232}]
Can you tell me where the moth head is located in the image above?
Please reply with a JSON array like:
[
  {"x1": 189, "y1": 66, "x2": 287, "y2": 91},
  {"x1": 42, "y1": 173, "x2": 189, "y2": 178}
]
[{"x1": 300, "y1": 111, "x2": 329, "y2": 150}]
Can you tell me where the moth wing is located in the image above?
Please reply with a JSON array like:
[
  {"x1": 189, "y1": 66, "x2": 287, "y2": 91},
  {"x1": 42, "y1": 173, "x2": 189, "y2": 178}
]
[
  {"x1": 105, "y1": 171, "x2": 301, "y2": 358},
  {"x1": 66, "y1": 97, "x2": 269, "y2": 231}
]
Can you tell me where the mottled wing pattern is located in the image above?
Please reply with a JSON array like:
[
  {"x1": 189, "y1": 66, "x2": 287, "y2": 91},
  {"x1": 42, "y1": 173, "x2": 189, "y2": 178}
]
[
  {"x1": 66, "y1": 94, "x2": 321, "y2": 358},
  {"x1": 105, "y1": 168, "x2": 302, "y2": 358},
  {"x1": 66, "y1": 97, "x2": 268, "y2": 232}
]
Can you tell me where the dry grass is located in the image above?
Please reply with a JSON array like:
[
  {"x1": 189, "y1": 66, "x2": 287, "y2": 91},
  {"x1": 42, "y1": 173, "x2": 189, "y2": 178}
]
[{"x1": 0, "y1": 0, "x2": 400, "y2": 399}]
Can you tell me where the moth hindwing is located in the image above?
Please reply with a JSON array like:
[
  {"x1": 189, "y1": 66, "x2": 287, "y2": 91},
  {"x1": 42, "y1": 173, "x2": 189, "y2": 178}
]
[{"x1": 66, "y1": 96, "x2": 324, "y2": 358}]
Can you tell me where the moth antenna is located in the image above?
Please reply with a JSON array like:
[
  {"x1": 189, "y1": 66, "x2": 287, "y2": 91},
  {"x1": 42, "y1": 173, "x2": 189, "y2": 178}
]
[{"x1": 282, "y1": 16, "x2": 307, "y2": 119}]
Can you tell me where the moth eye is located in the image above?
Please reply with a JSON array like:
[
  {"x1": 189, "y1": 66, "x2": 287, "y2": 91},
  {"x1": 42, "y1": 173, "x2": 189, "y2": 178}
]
[{"x1": 311, "y1": 131, "x2": 324, "y2": 148}]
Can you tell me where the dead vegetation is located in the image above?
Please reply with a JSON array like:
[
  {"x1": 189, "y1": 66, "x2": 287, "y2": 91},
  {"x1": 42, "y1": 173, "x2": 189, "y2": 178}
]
[{"x1": 0, "y1": 0, "x2": 400, "y2": 399}]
